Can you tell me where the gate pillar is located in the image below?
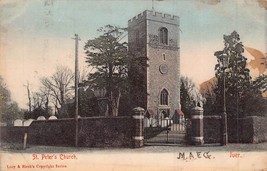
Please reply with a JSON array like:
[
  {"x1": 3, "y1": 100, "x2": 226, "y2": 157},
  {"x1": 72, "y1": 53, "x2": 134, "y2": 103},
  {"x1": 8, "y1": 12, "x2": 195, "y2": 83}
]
[
  {"x1": 132, "y1": 107, "x2": 145, "y2": 148},
  {"x1": 191, "y1": 106, "x2": 204, "y2": 145}
]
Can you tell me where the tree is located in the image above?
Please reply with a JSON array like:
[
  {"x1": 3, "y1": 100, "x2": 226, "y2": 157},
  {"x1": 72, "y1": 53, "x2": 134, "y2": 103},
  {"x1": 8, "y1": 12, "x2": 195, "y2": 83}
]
[
  {"x1": 214, "y1": 31, "x2": 267, "y2": 142},
  {"x1": 180, "y1": 76, "x2": 203, "y2": 118},
  {"x1": 214, "y1": 31, "x2": 250, "y2": 119},
  {"x1": 25, "y1": 81, "x2": 32, "y2": 113},
  {"x1": 0, "y1": 76, "x2": 23, "y2": 124},
  {"x1": 84, "y1": 25, "x2": 128, "y2": 116},
  {"x1": 200, "y1": 77, "x2": 217, "y2": 115},
  {"x1": 31, "y1": 91, "x2": 52, "y2": 119},
  {"x1": 127, "y1": 51, "x2": 149, "y2": 110},
  {"x1": 24, "y1": 105, "x2": 53, "y2": 120},
  {"x1": 214, "y1": 31, "x2": 267, "y2": 118},
  {"x1": 244, "y1": 74, "x2": 267, "y2": 116},
  {"x1": 40, "y1": 66, "x2": 74, "y2": 115},
  {"x1": 23, "y1": 81, "x2": 53, "y2": 119},
  {"x1": 60, "y1": 88, "x2": 100, "y2": 118}
]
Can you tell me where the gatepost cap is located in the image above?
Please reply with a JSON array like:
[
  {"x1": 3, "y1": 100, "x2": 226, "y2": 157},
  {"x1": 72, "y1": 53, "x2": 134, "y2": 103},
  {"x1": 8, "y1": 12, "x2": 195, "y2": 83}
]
[{"x1": 132, "y1": 107, "x2": 145, "y2": 114}]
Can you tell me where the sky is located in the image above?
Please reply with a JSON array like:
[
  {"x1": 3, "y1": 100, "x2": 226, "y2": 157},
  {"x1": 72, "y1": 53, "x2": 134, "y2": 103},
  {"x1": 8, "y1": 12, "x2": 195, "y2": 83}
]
[{"x1": 0, "y1": 0, "x2": 266, "y2": 109}]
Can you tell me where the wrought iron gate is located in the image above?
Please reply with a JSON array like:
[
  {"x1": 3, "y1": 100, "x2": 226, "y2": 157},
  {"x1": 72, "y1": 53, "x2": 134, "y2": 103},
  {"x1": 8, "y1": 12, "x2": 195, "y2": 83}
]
[{"x1": 143, "y1": 114, "x2": 187, "y2": 145}]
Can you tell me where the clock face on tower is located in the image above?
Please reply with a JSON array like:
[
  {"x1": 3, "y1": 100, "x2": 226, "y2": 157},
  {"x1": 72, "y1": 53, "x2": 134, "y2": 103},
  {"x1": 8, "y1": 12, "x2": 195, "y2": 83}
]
[{"x1": 159, "y1": 64, "x2": 168, "y2": 74}]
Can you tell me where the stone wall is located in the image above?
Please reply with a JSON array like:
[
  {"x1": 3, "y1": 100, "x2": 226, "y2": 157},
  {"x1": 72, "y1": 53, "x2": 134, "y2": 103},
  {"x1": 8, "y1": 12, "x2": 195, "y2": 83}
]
[
  {"x1": 1, "y1": 117, "x2": 136, "y2": 148},
  {"x1": 203, "y1": 115, "x2": 221, "y2": 144},
  {"x1": 239, "y1": 116, "x2": 267, "y2": 143},
  {"x1": 30, "y1": 117, "x2": 134, "y2": 147},
  {"x1": 78, "y1": 117, "x2": 134, "y2": 147},
  {"x1": 0, "y1": 126, "x2": 27, "y2": 143},
  {"x1": 28, "y1": 118, "x2": 75, "y2": 146},
  {"x1": 203, "y1": 115, "x2": 267, "y2": 144}
]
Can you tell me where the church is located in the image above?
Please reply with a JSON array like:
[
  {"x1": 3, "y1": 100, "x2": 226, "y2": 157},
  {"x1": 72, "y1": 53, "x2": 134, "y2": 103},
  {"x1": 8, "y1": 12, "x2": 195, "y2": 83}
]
[{"x1": 128, "y1": 10, "x2": 181, "y2": 123}]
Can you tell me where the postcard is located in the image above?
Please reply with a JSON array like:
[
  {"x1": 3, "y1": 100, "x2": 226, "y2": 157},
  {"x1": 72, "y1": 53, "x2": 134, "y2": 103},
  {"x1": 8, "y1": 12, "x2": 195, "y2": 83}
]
[{"x1": 1, "y1": 0, "x2": 267, "y2": 171}]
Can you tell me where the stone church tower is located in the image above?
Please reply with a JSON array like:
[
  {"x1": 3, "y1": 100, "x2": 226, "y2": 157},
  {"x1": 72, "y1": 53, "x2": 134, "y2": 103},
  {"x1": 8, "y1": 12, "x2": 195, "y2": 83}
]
[{"x1": 128, "y1": 10, "x2": 180, "y2": 119}]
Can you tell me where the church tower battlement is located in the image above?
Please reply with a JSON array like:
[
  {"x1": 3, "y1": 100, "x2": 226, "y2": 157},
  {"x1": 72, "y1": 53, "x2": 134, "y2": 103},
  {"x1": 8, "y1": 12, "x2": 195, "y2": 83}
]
[
  {"x1": 128, "y1": 10, "x2": 179, "y2": 26},
  {"x1": 128, "y1": 10, "x2": 180, "y2": 119}
]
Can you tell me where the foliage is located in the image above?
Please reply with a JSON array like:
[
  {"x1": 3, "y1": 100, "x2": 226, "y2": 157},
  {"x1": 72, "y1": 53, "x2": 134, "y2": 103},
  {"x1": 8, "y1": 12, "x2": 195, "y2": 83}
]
[
  {"x1": 244, "y1": 75, "x2": 267, "y2": 116},
  {"x1": 59, "y1": 88, "x2": 100, "y2": 118},
  {"x1": 25, "y1": 81, "x2": 32, "y2": 113},
  {"x1": 214, "y1": 31, "x2": 267, "y2": 118},
  {"x1": 0, "y1": 76, "x2": 23, "y2": 124},
  {"x1": 251, "y1": 74, "x2": 267, "y2": 93},
  {"x1": 40, "y1": 65, "x2": 74, "y2": 115},
  {"x1": 24, "y1": 106, "x2": 53, "y2": 120},
  {"x1": 24, "y1": 91, "x2": 53, "y2": 119},
  {"x1": 127, "y1": 50, "x2": 149, "y2": 109},
  {"x1": 78, "y1": 88, "x2": 100, "y2": 117},
  {"x1": 180, "y1": 76, "x2": 203, "y2": 118},
  {"x1": 199, "y1": 78, "x2": 217, "y2": 115},
  {"x1": 84, "y1": 25, "x2": 128, "y2": 116}
]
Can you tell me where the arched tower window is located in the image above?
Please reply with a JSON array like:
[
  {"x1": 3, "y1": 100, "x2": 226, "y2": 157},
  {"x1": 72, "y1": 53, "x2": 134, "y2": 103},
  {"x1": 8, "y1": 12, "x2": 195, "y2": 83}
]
[
  {"x1": 160, "y1": 89, "x2": 168, "y2": 105},
  {"x1": 159, "y1": 27, "x2": 168, "y2": 45},
  {"x1": 162, "y1": 54, "x2": 166, "y2": 60}
]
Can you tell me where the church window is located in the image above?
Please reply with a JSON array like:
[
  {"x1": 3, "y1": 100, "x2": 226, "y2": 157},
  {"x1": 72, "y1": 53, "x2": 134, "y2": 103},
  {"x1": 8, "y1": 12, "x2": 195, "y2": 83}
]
[
  {"x1": 163, "y1": 54, "x2": 166, "y2": 60},
  {"x1": 159, "y1": 27, "x2": 168, "y2": 45},
  {"x1": 160, "y1": 89, "x2": 168, "y2": 105}
]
